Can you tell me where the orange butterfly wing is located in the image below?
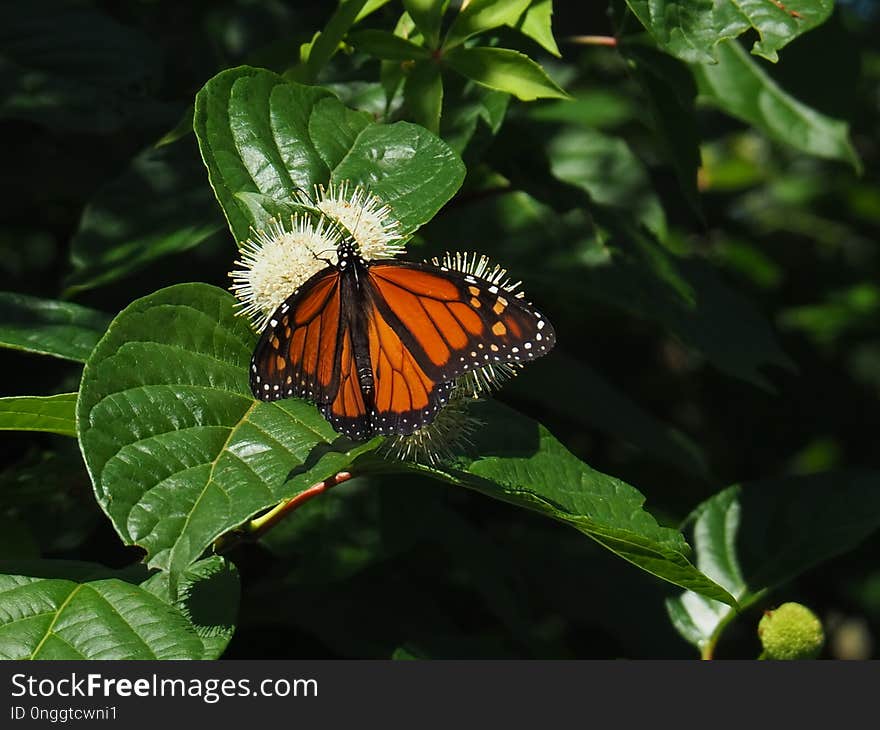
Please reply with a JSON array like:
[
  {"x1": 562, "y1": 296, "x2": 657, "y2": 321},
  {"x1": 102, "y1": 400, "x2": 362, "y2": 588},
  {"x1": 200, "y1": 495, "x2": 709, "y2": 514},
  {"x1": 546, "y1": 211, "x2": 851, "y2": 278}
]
[
  {"x1": 366, "y1": 262, "x2": 554, "y2": 383},
  {"x1": 250, "y1": 268, "x2": 343, "y2": 404}
]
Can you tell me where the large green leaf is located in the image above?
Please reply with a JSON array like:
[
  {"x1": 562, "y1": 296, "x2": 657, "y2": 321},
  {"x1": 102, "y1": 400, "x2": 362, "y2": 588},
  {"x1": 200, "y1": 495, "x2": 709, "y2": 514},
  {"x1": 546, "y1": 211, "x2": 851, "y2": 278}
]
[
  {"x1": 0, "y1": 573, "x2": 203, "y2": 659},
  {"x1": 693, "y1": 40, "x2": 859, "y2": 171},
  {"x1": 0, "y1": 292, "x2": 109, "y2": 362},
  {"x1": 194, "y1": 66, "x2": 465, "y2": 243},
  {"x1": 625, "y1": 0, "x2": 834, "y2": 63},
  {"x1": 0, "y1": 394, "x2": 77, "y2": 437},
  {"x1": 66, "y1": 139, "x2": 225, "y2": 294},
  {"x1": 666, "y1": 471, "x2": 880, "y2": 657},
  {"x1": 77, "y1": 283, "x2": 381, "y2": 580},
  {"x1": 403, "y1": 401, "x2": 735, "y2": 605}
]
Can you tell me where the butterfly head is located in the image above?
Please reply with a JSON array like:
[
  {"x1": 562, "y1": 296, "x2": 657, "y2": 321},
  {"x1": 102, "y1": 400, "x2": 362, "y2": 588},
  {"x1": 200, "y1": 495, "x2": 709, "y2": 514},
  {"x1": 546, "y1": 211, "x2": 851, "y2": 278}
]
[{"x1": 335, "y1": 236, "x2": 368, "y2": 272}]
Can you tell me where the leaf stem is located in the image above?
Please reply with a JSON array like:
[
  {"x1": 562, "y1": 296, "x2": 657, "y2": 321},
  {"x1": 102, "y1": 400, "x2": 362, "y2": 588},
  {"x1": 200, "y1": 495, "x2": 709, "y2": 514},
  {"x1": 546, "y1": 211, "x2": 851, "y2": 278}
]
[
  {"x1": 564, "y1": 35, "x2": 618, "y2": 47},
  {"x1": 213, "y1": 471, "x2": 353, "y2": 552}
]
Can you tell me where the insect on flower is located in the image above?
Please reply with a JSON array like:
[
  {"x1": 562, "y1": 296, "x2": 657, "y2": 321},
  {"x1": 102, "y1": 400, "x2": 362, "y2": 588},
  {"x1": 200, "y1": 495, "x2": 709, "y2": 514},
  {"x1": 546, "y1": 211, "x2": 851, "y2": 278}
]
[{"x1": 231, "y1": 183, "x2": 556, "y2": 444}]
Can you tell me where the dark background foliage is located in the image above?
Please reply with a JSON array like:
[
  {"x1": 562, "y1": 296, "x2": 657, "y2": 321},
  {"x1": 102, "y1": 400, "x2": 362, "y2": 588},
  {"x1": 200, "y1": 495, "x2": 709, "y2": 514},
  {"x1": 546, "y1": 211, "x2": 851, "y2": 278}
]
[{"x1": 2, "y1": 0, "x2": 879, "y2": 658}]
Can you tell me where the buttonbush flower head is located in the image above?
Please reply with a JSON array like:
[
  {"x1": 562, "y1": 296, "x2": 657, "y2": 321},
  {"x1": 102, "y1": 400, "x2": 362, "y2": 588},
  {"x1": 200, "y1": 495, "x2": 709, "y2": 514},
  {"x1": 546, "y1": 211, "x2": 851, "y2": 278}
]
[
  {"x1": 229, "y1": 214, "x2": 340, "y2": 331},
  {"x1": 385, "y1": 394, "x2": 480, "y2": 466},
  {"x1": 296, "y1": 181, "x2": 405, "y2": 260}
]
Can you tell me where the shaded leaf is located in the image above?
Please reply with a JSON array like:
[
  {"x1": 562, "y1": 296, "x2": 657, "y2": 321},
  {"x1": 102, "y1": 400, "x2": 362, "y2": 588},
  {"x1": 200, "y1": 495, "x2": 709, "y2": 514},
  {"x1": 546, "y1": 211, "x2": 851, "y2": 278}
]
[
  {"x1": 0, "y1": 292, "x2": 109, "y2": 362},
  {"x1": 0, "y1": 394, "x2": 77, "y2": 437},
  {"x1": 141, "y1": 556, "x2": 239, "y2": 659},
  {"x1": 625, "y1": 0, "x2": 834, "y2": 63},
  {"x1": 409, "y1": 400, "x2": 736, "y2": 605},
  {"x1": 77, "y1": 283, "x2": 381, "y2": 580},
  {"x1": 403, "y1": 61, "x2": 444, "y2": 133},
  {"x1": 547, "y1": 127, "x2": 666, "y2": 238},
  {"x1": 0, "y1": 0, "x2": 169, "y2": 133},
  {"x1": 402, "y1": 0, "x2": 446, "y2": 47},
  {"x1": 625, "y1": 45, "x2": 702, "y2": 216},
  {"x1": 692, "y1": 40, "x2": 860, "y2": 171},
  {"x1": 510, "y1": 353, "x2": 709, "y2": 478},
  {"x1": 66, "y1": 138, "x2": 225, "y2": 294},
  {"x1": 445, "y1": 46, "x2": 568, "y2": 101},
  {"x1": 667, "y1": 471, "x2": 880, "y2": 656},
  {"x1": 348, "y1": 29, "x2": 430, "y2": 60}
]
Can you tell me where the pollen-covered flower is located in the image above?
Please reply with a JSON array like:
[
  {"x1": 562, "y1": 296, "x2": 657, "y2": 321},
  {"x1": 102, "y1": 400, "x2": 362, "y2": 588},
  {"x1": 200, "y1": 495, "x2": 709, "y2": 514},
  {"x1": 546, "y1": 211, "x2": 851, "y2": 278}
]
[
  {"x1": 229, "y1": 215, "x2": 340, "y2": 331},
  {"x1": 296, "y1": 181, "x2": 405, "y2": 260},
  {"x1": 430, "y1": 251, "x2": 527, "y2": 399},
  {"x1": 384, "y1": 394, "x2": 480, "y2": 466}
]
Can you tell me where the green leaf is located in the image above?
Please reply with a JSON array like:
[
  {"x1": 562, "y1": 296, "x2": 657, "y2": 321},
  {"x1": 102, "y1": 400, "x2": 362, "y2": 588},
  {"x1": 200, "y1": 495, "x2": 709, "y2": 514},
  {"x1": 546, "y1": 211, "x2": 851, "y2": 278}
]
[
  {"x1": 403, "y1": 0, "x2": 446, "y2": 47},
  {"x1": 0, "y1": 0, "x2": 168, "y2": 133},
  {"x1": 0, "y1": 292, "x2": 109, "y2": 362},
  {"x1": 403, "y1": 61, "x2": 444, "y2": 133},
  {"x1": 348, "y1": 29, "x2": 430, "y2": 60},
  {"x1": 580, "y1": 214, "x2": 795, "y2": 389},
  {"x1": 547, "y1": 127, "x2": 666, "y2": 238},
  {"x1": 625, "y1": 45, "x2": 702, "y2": 216},
  {"x1": 141, "y1": 556, "x2": 239, "y2": 659},
  {"x1": 666, "y1": 471, "x2": 880, "y2": 657},
  {"x1": 0, "y1": 394, "x2": 77, "y2": 437},
  {"x1": 509, "y1": 354, "x2": 709, "y2": 478},
  {"x1": 301, "y1": 0, "x2": 369, "y2": 81},
  {"x1": 66, "y1": 139, "x2": 225, "y2": 294},
  {"x1": 0, "y1": 573, "x2": 204, "y2": 659},
  {"x1": 624, "y1": 0, "x2": 834, "y2": 63},
  {"x1": 692, "y1": 40, "x2": 860, "y2": 171},
  {"x1": 444, "y1": 0, "x2": 533, "y2": 50},
  {"x1": 77, "y1": 283, "x2": 381, "y2": 580},
  {"x1": 194, "y1": 66, "x2": 464, "y2": 243},
  {"x1": 513, "y1": 0, "x2": 561, "y2": 57},
  {"x1": 445, "y1": 46, "x2": 568, "y2": 101},
  {"x1": 411, "y1": 401, "x2": 736, "y2": 605}
]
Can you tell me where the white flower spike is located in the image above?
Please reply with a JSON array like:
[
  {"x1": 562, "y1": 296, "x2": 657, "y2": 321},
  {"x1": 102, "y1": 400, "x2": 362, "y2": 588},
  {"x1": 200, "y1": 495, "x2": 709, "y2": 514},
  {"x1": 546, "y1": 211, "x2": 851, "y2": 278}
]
[
  {"x1": 229, "y1": 214, "x2": 341, "y2": 332},
  {"x1": 296, "y1": 181, "x2": 405, "y2": 261}
]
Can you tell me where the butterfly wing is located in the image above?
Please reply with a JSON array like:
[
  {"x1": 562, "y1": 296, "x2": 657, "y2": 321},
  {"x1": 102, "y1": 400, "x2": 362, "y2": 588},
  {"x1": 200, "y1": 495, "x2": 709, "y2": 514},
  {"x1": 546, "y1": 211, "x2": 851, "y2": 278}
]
[
  {"x1": 366, "y1": 261, "x2": 555, "y2": 383},
  {"x1": 250, "y1": 266, "x2": 373, "y2": 440},
  {"x1": 363, "y1": 295, "x2": 453, "y2": 436}
]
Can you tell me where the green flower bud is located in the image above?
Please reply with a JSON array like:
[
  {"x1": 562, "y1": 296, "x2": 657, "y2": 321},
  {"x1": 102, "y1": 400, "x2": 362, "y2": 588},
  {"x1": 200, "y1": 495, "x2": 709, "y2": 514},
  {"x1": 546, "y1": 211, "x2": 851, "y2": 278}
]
[{"x1": 758, "y1": 602, "x2": 825, "y2": 660}]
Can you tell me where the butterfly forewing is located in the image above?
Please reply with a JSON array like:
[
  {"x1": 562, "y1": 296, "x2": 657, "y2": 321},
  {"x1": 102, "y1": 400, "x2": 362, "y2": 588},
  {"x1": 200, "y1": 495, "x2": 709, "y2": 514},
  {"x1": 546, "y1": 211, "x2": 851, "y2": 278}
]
[
  {"x1": 250, "y1": 268, "x2": 344, "y2": 405},
  {"x1": 365, "y1": 262, "x2": 555, "y2": 384}
]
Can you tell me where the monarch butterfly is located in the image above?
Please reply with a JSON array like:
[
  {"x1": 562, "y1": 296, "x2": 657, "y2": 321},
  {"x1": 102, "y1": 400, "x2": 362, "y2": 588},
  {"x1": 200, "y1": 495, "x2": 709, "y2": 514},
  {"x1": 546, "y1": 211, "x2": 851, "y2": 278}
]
[{"x1": 250, "y1": 237, "x2": 555, "y2": 440}]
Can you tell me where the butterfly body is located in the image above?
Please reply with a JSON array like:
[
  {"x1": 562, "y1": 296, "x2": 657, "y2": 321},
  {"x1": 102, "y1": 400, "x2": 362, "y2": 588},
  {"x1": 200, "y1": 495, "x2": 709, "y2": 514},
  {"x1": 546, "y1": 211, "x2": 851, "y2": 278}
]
[{"x1": 250, "y1": 240, "x2": 555, "y2": 441}]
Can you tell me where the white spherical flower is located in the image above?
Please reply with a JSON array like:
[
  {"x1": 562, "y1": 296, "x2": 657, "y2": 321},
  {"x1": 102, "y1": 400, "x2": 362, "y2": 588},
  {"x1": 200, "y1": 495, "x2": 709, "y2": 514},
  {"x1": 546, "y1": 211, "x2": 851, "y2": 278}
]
[
  {"x1": 296, "y1": 181, "x2": 405, "y2": 260},
  {"x1": 229, "y1": 215, "x2": 341, "y2": 331}
]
